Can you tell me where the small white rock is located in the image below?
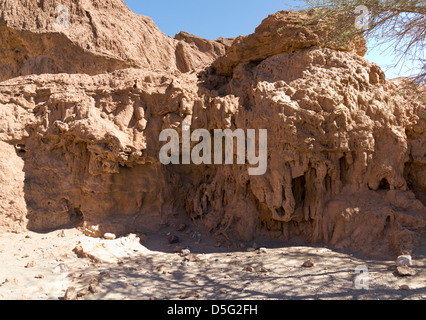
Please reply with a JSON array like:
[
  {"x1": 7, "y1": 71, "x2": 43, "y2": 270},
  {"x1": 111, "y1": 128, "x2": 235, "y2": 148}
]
[
  {"x1": 104, "y1": 233, "x2": 116, "y2": 240},
  {"x1": 258, "y1": 248, "x2": 267, "y2": 254}
]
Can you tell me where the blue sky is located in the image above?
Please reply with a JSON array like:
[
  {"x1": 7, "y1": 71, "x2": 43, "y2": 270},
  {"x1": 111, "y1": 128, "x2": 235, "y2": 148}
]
[{"x1": 124, "y1": 0, "x2": 421, "y2": 80}]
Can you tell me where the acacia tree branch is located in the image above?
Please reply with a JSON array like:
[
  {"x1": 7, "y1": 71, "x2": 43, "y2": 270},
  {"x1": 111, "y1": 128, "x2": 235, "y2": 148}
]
[{"x1": 303, "y1": 0, "x2": 426, "y2": 83}]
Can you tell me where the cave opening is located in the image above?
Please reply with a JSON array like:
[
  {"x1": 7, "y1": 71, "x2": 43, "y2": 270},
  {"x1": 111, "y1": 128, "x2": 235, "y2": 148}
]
[
  {"x1": 292, "y1": 175, "x2": 306, "y2": 210},
  {"x1": 69, "y1": 207, "x2": 84, "y2": 227},
  {"x1": 378, "y1": 178, "x2": 390, "y2": 190}
]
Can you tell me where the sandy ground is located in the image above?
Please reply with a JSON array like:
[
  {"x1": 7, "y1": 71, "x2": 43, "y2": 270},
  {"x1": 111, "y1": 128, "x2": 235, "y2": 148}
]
[{"x1": 0, "y1": 226, "x2": 425, "y2": 300}]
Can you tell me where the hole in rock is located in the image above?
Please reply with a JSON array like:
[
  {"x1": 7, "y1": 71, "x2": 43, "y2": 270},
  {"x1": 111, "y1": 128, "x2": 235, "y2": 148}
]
[
  {"x1": 378, "y1": 178, "x2": 390, "y2": 190},
  {"x1": 15, "y1": 144, "x2": 26, "y2": 156},
  {"x1": 385, "y1": 215, "x2": 391, "y2": 226},
  {"x1": 292, "y1": 175, "x2": 306, "y2": 210},
  {"x1": 69, "y1": 207, "x2": 84, "y2": 226}
]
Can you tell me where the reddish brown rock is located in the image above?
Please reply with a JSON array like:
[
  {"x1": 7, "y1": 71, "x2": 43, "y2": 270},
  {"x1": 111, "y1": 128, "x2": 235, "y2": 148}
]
[
  {"x1": 0, "y1": 0, "x2": 225, "y2": 81},
  {"x1": 303, "y1": 260, "x2": 315, "y2": 268},
  {"x1": 174, "y1": 31, "x2": 228, "y2": 73},
  {"x1": 397, "y1": 266, "x2": 416, "y2": 277},
  {"x1": 212, "y1": 10, "x2": 367, "y2": 76},
  {"x1": 0, "y1": 1, "x2": 424, "y2": 259},
  {"x1": 64, "y1": 287, "x2": 77, "y2": 300}
]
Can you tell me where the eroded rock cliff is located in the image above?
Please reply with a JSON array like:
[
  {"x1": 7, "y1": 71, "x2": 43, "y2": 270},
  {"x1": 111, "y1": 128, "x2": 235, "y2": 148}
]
[
  {"x1": 0, "y1": 0, "x2": 424, "y2": 257},
  {"x1": 0, "y1": 0, "x2": 226, "y2": 80}
]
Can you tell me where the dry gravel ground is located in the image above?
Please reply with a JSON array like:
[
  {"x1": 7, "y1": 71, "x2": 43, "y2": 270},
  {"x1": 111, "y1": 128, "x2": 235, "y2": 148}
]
[{"x1": 0, "y1": 227, "x2": 425, "y2": 300}]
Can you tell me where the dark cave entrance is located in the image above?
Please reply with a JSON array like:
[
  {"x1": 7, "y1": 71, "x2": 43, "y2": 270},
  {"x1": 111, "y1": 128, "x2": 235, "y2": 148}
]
[
  {"x1": 292, "y1": 175, "x2": 306, "y2": 210},
  {"x1": 378, "y1": 178, "x2": 391, "y2": 190}
]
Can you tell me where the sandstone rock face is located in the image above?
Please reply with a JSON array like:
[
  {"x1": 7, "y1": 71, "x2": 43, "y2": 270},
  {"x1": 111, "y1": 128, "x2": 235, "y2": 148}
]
[
  {"x1": 0, "y1": 142, "x2": 27, "y2": 232},
  {"x1": 0, "y1": 0, "x2": 226, "y2": 81},
  {"x1": 213, "y1": 10, "x2": 367, "y2": 76},
  {"x1": 174, "y1": 31, "x2": 230, "y2": 73},
  {"x1": 397, "y1": 79, "x2": 426, "y2": 207},
  {"x1": 0, "y1": 2, "x2": 424, "y2": 257}
]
